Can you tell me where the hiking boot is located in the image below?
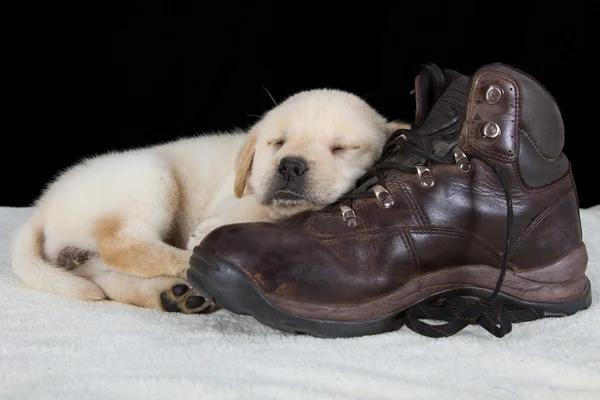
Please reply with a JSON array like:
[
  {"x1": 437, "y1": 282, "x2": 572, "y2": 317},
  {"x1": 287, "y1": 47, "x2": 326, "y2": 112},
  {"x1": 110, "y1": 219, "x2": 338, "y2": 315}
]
[{"x1": 187, "y1": 63, "x2": 592, "y2": 339}]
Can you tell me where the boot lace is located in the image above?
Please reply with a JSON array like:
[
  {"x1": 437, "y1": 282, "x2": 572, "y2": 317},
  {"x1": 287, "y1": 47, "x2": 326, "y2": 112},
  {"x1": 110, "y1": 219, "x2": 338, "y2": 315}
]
[{"x1": 334, "y1": 111, "x2": 545, "y2": 339}]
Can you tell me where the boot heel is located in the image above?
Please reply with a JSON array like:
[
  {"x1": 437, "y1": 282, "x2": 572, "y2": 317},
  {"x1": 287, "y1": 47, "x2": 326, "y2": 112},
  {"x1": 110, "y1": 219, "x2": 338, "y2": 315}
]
[{"x1": 502, "y1": 243, "x2": 592, "y2": 315}]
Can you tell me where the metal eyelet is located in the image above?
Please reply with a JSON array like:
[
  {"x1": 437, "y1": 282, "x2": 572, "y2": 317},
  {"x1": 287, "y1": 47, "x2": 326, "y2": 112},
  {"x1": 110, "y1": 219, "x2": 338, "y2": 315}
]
[
  {"x1": 372, "y1": 184, "x2": 395, "y2": 209},
  {"x1": 340, "y1": 205, "x2": 358, "y2": 227},
  {"x1": 452, "y1": 147, "x2": 472, "y2": 174},
  {"x1": 415, "y1": 164, "x2": 435, "y2": 187},
  {"x1": 482, "y1": 122, "x2": 501, "y2": 140},
  {"x1": 485, "y1": 84, "x2": 504, "y2": 104}
]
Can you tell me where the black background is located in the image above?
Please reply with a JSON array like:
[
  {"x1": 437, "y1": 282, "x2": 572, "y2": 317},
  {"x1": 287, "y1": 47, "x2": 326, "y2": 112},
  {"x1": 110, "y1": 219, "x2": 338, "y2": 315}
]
[{"x1": 4, "y1": 2, "x2": 593, "y2": 208}]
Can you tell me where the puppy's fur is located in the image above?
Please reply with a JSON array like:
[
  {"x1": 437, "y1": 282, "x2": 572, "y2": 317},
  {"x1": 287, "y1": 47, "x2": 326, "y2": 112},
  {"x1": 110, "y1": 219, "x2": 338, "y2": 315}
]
[{"x1": 11, "y1": 89, "x2": 408, "y2": 313}]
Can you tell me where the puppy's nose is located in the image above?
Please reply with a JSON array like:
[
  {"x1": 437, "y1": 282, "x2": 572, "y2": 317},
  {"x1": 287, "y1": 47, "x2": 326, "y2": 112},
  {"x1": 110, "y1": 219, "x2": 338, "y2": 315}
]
[{"x1": 278, "y1": 157, "x2": 308, "y2": 181}]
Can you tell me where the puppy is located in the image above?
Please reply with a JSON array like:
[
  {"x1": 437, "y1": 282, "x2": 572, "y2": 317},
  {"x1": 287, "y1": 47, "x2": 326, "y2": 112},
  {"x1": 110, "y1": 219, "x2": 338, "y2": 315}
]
[{"x1": 11, "y1": 89, "x2": 408, "y2": 313}]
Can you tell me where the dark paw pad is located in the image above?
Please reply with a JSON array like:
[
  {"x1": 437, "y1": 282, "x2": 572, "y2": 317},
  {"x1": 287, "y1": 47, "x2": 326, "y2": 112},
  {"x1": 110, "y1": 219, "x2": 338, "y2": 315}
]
[
  {"x1": 172, "y1": 284, "x2": 189, "y2": 297},
  {"x1": 185, "y1": 295, "x2": 207, "y2": 310},
  {"x1": 160, "y1": 291, "x2": 181, "y2": 312},
  {"x1": 160, "y1": 282, "x2": 214, "y2": 314}
]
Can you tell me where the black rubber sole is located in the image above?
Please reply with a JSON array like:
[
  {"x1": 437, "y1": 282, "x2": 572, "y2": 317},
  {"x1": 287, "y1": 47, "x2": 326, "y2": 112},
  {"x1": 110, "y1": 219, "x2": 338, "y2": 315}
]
[{"x1": 187, "y1": 249, "x2": 593, "y2": 339}]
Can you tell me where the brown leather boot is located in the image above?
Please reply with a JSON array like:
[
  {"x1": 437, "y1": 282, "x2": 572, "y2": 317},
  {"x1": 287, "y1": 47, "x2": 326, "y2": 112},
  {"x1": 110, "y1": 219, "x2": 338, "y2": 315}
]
[{"x1": 187, "y1": 63, "x2": 592, "y2": 339}]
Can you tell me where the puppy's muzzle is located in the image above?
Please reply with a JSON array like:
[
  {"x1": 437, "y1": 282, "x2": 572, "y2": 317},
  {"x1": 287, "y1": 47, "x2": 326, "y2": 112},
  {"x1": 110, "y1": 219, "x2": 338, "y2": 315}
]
[
  {"x1": 271, "y1": 156, "x2": 309, "y2": 201},
  {"x1": 277, "y1": 157, "x2": 308, "y2": 183}
]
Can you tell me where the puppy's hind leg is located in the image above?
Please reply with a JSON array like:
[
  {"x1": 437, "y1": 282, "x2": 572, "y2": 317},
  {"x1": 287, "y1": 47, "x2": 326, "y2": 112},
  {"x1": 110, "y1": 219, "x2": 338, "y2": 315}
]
[
  {"x1": 89, "y1": 153, "x2": 193, "y2": 279},
  {"x1": 94, "y1": 214, "x2": 193, "y2": 279},
  {"x1": 74, "y1": 259, "x2": 214, "y2": 314}
]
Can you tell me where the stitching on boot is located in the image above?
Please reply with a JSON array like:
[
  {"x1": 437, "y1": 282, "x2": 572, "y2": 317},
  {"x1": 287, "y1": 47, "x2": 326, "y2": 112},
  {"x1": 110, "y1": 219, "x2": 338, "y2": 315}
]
[
  {"x1": 401, "y1": 229, "x2": 419, "y2": 274},
  {"x1": 409, "y1": 227, "x2": 504, "y2": 267},
  {"x1": 509, "y1": 160, "x2": 572, "y2": 195},
  {"x1": 520, "y1": 128, "x2": 561, "y2": 162},
  {"x1": 467, "y1": 70, "x2": 520, "y2": 162},
  {"x1": 509, "y1": 188, "x2": 575, "y2": 253},
  {"x1": 396, "y1": 181, "x2": 429, "y2": 225}
]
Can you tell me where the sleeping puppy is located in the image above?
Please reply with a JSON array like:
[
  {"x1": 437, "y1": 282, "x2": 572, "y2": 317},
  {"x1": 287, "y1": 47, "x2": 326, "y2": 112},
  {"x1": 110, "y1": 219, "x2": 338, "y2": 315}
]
[{"x1": 11, "y1": 89, "x2": 408, "y2": 314}]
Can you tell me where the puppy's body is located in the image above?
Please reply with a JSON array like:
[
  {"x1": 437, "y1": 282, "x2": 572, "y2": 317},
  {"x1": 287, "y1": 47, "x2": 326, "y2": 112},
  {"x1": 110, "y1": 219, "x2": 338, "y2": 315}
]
[
  {"x1": 11, "y1": 89, "x2": 408, "y2": 313},
  {"x1": 12, "y1": 134, "x2": 255, "y2": 311}
]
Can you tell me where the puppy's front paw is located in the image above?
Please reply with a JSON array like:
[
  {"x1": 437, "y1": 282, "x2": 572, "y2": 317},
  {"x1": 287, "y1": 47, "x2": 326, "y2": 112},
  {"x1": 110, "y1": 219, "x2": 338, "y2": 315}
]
[{"x1": 160, "y1": 283, "x2": 215, "y2": 314}]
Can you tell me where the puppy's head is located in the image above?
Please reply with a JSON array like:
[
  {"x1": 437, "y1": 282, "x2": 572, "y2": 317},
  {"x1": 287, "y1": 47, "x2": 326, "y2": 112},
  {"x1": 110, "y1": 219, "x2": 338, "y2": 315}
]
[{"x1": 234, "y1": 89, "x2": 408, "y2": 219}]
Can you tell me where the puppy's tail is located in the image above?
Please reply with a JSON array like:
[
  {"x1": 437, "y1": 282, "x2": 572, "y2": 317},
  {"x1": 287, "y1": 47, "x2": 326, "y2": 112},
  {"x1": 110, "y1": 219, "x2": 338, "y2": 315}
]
[{"x1": 10, "y1": 211, "x2": 105, "y2": 301}]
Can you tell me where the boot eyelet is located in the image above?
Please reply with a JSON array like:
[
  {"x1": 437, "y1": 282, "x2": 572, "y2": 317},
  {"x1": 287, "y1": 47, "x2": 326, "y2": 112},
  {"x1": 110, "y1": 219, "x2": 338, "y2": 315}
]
[
  {"x1": 482, "y1": 122, "x2": 501, "y2": 140},
  {"x1": 485, "y1": 84, "x2": 504, "y2": 104},
  {"x1": 340, "y1": 205, "x2": 358, "y2": 227},
  {"x1": 372, "y1": 185, "x2": 395, "y2": 209},
  {"x1": 415, "y1": 165, "x2": 435, "y2": 187},
  {"x1": 452, "y1": 147, "x2": 472, "y2": 174}
]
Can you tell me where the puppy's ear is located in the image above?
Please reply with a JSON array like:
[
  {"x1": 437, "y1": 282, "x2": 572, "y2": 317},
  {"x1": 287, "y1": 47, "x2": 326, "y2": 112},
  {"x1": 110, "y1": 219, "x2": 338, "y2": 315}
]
[
  {"x1": 385, "y1": 120, "x2": 411, "y2": 138},
  {"x1": 234, "y1": 130, "x2": 258, "y2": 198}
]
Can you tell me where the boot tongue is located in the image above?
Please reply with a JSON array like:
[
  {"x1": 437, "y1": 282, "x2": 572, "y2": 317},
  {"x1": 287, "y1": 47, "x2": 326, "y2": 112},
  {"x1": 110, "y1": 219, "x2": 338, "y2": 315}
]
[
  {"x1": 352, "y1": 72, "x2": 471, "y2": 194},
  {"x1": 386, "y1": 74, "x2": 472, "y2": 169}
]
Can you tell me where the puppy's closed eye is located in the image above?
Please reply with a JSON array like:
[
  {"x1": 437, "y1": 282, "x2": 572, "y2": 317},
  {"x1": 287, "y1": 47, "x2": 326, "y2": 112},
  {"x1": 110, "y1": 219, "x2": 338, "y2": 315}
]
[
  {"x1": 268, "y1": 140, "x2": 285, "y2": 150},
  {"x1": 331, "y1": 145, "x2": 361, "y2": 155}
]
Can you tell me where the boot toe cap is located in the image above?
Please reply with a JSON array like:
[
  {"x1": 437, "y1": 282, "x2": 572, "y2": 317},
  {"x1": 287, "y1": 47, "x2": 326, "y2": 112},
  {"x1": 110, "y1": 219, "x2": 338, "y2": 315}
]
[{"x1": 195, "y1": 222, "x2": 339, "y2": 298}]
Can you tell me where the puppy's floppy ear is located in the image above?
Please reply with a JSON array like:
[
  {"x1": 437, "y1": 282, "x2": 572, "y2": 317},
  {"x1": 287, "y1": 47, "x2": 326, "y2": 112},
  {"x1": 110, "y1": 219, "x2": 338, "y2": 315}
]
[
  {"x1": 234, "y1": 130, "x2": 258, "y2": 198},
  {"x1": 385, "y1": 120, "x2": 411, "y2": 138}
]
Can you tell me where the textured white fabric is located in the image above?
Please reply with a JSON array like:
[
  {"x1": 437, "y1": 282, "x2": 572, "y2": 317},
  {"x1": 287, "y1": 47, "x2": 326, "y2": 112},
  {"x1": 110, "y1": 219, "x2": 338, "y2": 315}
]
[{"x1": 1, "y1": 206, "x2": 599, "y2": 400}]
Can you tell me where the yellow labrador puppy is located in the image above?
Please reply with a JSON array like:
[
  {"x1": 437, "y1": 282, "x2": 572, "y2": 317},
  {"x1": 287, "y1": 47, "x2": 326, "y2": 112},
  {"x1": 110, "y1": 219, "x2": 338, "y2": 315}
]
[{"x1": 11, "y1": 89, "x2": 408, "y2": 313}]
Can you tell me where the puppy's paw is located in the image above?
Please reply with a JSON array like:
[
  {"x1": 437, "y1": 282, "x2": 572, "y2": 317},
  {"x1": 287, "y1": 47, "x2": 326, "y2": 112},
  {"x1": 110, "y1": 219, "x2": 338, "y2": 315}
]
[{"x1": 160, "y1": 283, "x2": 215, "y2": 314}]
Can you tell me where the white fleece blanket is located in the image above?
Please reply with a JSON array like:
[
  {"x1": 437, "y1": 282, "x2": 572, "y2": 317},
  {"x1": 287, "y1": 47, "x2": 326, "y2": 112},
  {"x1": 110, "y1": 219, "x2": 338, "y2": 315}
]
[{"x1": 1, "y1": 206, "x2": 599, "y2": 400}]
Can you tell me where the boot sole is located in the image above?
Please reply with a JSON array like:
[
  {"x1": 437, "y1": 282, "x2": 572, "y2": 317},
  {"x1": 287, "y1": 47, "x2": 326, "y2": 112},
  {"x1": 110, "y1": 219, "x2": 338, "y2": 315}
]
[{"x1": 187, "y1": 244, "x2": 593, "y2": 338}]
